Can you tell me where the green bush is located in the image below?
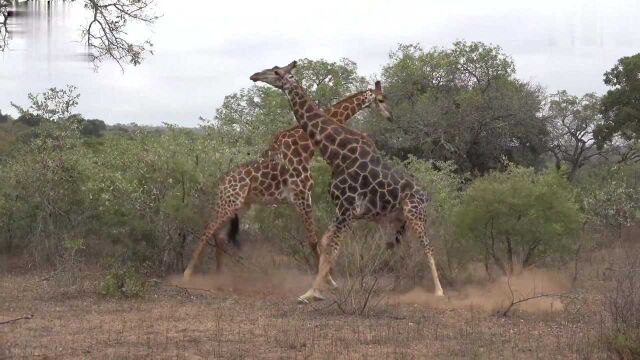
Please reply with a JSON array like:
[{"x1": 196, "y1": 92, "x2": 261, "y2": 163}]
[
  {"x1": 576, "y1": 163, "x2": 640, "y2": 237},
  {"x1": 605, "y1": 330, "x2": 640, "y2": 359},
  {"x1": 453, "y1": 166, "x2": 582, "y2": 275},
  {"x1": 401, "y1": 156, "x2": 466, "y2": 276},
  {"x1": 96, "y1": 262, "x2": 148, "y2": 298}
]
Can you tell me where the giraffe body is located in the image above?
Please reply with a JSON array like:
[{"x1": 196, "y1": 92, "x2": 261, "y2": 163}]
[
  {"x1": 183, "y1": 87, "x2": 391, "y2": 279},
  {"x1": 250, "y1": 61, "x2": 444, "y2": 302}
]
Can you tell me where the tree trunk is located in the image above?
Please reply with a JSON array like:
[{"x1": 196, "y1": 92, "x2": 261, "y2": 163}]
[
  {"x1": 505, "y1": 235, "x2": 514, "y2": 275},
  {"x1": 489, "y1": 218, "x2": 507, "y2": 275}
]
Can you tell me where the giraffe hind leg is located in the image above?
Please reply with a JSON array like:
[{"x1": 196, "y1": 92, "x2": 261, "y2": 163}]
[
  {"x1": 291, "y1": 189, "x2": 320, "y2": 269},
  {"x1": 183, "y1": 212, "x2": 236, "y2": 280},
  {"x1": 183, "y1": 184, "x2": 249, "y2": 280},
  {"x1": 402, "y1": 197, "x2": 444, "y2": 296},
  {"x1": 386, "y1": 221, "x2": 406, "y2": 250}
]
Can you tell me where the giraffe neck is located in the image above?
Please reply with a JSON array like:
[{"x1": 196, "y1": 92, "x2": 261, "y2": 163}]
[
  {"x1": 284, "y1": 82, "x2": 339, "y2": 165},
  {"x1": 285, "y1": 83, "x2": 329, "y2": 134},
  {"x1": 327, "y1": 91, "x2": 368, "y2": 125}
]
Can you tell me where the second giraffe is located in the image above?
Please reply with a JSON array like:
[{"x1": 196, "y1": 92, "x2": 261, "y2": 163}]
[{"x1": 183, "y1": 82, "x2": 392, "y2": 279}]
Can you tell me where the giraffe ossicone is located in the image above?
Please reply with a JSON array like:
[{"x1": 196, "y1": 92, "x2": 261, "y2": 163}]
[{"x1": 250, "y1": 61, "x2": 445, "y2": 303}]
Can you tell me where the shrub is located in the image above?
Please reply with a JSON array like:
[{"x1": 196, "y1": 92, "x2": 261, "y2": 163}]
[
  {"x1": 603, "y1": 255, "x2": 640, "y2": 359},
  {"x1": 453, "y1": 166, "x2": 582, "y2": 275},
  {"x1": 402, "y1": 156, "x2": 466, "y2": 278},
  {"x1": 97, "y1": 262, "x2": 148, "y2": 298},
  {"x1": 577, "y1": 163, "x2": 640, "y2": 239},
  {"x1": 330, "y1": 229, "x2": 396, "y2": 316}
]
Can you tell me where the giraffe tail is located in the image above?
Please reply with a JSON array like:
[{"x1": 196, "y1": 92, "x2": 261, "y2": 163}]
[{"x1": 227, "y1": 214, "x2": 241, "y2": 248}]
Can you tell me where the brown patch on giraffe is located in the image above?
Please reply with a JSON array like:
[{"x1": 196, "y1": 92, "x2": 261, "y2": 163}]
[
  {"x1": 299, "y1": 143, "x2": 311, "y2": 153},
  {"x1": 306, "y1": 112, "x2": 323, "y2": 121},
  {"x1": 327, "y1": 148, "x2": 341, "y2": 163},
  {"x1": 345, "y1": 144, "x2": 358, "y2": 156},
  {"x1": 324, "y1": 132, "x2": 337, "y2": 145}
]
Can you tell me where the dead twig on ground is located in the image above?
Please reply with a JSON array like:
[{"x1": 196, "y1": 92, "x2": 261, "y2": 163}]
[
  {"x1": 0, "y1": 314, "x2": 34, "y2": 325},
  {"x1": 501, "y1": 275, "x2": 573, "y2": 317},
  {"x1": 164, "y1": 283, "x2": 216, "y2": 295}
]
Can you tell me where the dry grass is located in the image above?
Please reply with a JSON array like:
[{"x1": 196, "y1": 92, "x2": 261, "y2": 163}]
[
  {"x1": 0, "y1": 275, "x2": 607, "y2": 358},
  {"x1": 4, "y1": 231, "x2": 638, "y2": 359}
]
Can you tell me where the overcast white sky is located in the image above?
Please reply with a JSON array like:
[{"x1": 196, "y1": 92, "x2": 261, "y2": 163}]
[{"x1": 0, "y1": 0, "x2": 638, "y2": 126}]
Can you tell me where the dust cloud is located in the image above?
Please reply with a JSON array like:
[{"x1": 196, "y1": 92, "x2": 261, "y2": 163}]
[
  {"x1": 166, "y1": 269, "x2": 312, "y2": 298},
  {"x1": 388, "y1": 269, "x2": 570, "y2": 314}
]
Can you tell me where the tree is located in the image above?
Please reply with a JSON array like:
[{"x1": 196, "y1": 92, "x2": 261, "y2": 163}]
[
  {"x1": 595, "y1": 53, "x2": 640, "y2": 146},
  {"x1": 1, "y1": 0, "x2": 158, "y2": 69},
  {"x1": 12, "y1": 85, "x2": 80, "y2": 123},
  {"x1": 81, "y1": 0, "x2": 159, "y2": 70},
  {"x1": 0, "y1": 0, "x2": 10, "y2": 51},
  {"x1": 0, "y1": 109, "x2": 12, "y2": 123},
  {"x1": 370, "y1": 41, "x2": 547, "y2": 174},
  {"x1": 454, "y1": 166, "x2": 582, "y2": 275},
  {"x1": 546, "y1": 91, "x2": 607, "y2": 181},
  {"x1": 80, "y1": 118, "x2": 107, "y2": 137},
  {"x1": 202, "y1": 57, "x2": 366, "y2": 154},
  {"x1": 295, "y1": 58, "x2": 367, "y2": 108},
  {"x1": 578, "y1": 164, "x2": 640, "y2": 236},
  {"x1": 15, "y1": 113, "x2": 45, "y2": 127}
]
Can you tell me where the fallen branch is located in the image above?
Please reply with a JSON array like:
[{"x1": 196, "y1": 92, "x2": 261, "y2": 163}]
[
  {"x1": 0, "y1": 314, "x2": 34, "y2": 325},
  {"x1": 501, "y1": 275, "x2": 572, "y2": 317},
  {"x1": 501, "y1": 293, "x2": 568, "y2": 317},
  {"x1": 604, "y1": 267, "x2": 640, "y2": 273},
  {"x1": 164, "y1": 284, "x2": 216, "y2": 294}
]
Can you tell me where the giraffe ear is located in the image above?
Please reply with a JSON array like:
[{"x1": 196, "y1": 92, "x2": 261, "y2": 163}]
[
  {"x1": 284, "y1": 60, "x2": 297, "y2": 72},
  {"x1": 375, "y1": 81, "x2": 382, "y2": 91}
]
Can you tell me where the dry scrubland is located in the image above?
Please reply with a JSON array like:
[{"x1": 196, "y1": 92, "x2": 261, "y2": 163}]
[{"x1": 3, "y1": 233, "x2": 638, "y2": 359}]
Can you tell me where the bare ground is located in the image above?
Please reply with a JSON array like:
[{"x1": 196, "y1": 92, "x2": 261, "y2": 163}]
[{"x1": 0, "y1": 260, "x2": 611, "y2": 360}]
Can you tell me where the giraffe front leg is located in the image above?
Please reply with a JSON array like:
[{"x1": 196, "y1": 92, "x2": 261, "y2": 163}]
[{"x1": 298, "y1": 215, "x2": 350, "y2": 304}]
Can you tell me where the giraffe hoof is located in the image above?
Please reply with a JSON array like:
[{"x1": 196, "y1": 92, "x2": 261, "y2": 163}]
[
  {"x1": 297, "y1": 289, "x2": 324, "y2": 304},
  {"x1": 327, "y1": 276, "x2": 339, "y2": 289},
  {"x1": 183, "y1": 269, "x2": 193, "y2": 281},
  {"x1": 434, "y1": 289, "x2": 445, "y2": 297}
]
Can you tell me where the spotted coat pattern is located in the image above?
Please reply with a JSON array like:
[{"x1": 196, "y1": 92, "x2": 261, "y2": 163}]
[{"x1": 183, "y1": 89, "x2": 386, "y2": 278}]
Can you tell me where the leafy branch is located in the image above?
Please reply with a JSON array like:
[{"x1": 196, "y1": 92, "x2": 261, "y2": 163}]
[{"x1": 81, "y1": 0, "x2": 160, "y2": 70}]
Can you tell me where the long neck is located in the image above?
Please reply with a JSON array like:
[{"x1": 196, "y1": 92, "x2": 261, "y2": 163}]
[
  {"x1": 284, "y1": 82, "x2": 330, "y2": 137},
  {"x1": 325, "y1": 91, "x2": 368, "y2": 125},
  {"x1": 284, "y1": 82, "x2": 341, "y2": 166}
]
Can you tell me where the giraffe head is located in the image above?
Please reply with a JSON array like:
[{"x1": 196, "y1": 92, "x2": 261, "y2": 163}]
[
  {"x1": 251, "y1": 61, "x2": 393, "y2": 121},
  {"x1": 249, "y1": 61, "x2": 298, "y2": 90},
  {"x1": 365, "y1": 81, "x2": 393, "y2": 121}
]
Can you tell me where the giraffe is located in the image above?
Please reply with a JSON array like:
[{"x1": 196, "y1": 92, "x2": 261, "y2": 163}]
[
  {"x1": 250, "y1": 61, "x2": 445, "y2": 303},
  {"x1": 183, "y1": 83, "x2": 392, "y2": 280}
]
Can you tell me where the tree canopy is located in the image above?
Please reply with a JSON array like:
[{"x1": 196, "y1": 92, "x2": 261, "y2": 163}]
[
  {"x1": 1, "y1": 0, "x2": 158, "y2": 69},
  {"x1": 370, "y1": 41, "x2": 547, "y2": 174},
  {"x1": 595, "y1": 53, "x2": 640, "y2": 146},
  {"x1": 203, "y1": 58, "x2": 366, "y2": 155},
  {"x1": 546, "y1": 91, "x2": 607, "y2": 180}
]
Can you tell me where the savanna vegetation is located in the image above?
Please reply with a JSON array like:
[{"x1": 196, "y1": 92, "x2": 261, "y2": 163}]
[{"x1": 1, "y1": 43, "x2": 640, "y2": 358}]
